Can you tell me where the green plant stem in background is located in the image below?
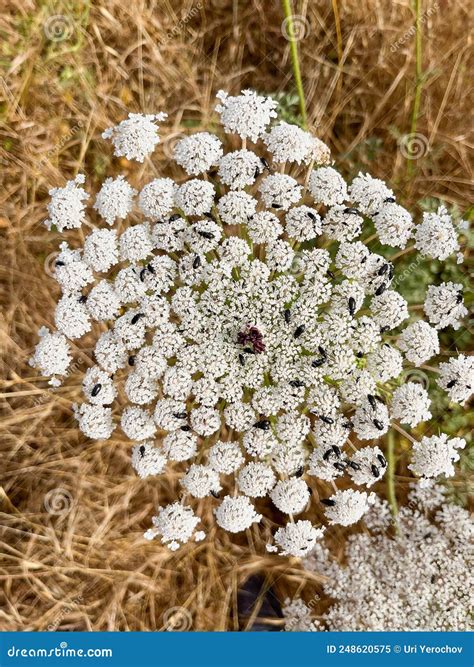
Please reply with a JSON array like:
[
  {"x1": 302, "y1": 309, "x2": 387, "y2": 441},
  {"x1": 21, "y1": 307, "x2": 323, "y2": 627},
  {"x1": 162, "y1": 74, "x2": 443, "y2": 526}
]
[
  {"x1": 407, "y1": 0, "x2": 423, "y2": 176},
  {"x1": 281, "y1": 0, "x2": 308, "y2": 129},
  {"x1": 386, "y1": 430, "x2": 399, "y2": 529}
]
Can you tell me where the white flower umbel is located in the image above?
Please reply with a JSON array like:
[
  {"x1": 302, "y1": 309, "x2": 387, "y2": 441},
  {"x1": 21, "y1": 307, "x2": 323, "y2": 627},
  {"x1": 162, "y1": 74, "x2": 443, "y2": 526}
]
[
  {"x1": 44, "y1": 175, "x2": 89, "y2": 232},
  {"x1": 266, "y1": 520, "x2": 325, "y2": 557},
  {"x1": 309, "y1": 167, "x2": 347, "y2": 206},
  {"x1": 94, "y1": 176, "x2": 136, "y2": 226},
  {"x1": 102, "y1": 112, "x2": 167, "y2": 162},
  {"x1": 214, "y1": 495, "x2": 261, "y2": 533},
  {"x1": 398, "y1": 320, "x2": 439, "y2": 365},
  {"x1": 437, "y1": 354, "x2": 474, "y2": 405},
  {"x1": 391, "y1": 382, "x2": 431, "y2": 427},
  {"x1": 144, "y1": 502, "x2": 202, "y2": 550},
  {"x1": 138, "y1": 178, "x2": 176, "y2": 221},
  {"x1": 29, "y1": 327, "x2": 72, "y2": 385},
  {"x1": 131, "y1": 442, "x2": 167, "y2": 478},
  {"x1": 293, "y1": 489, "x2": 474, "y2": 630},
  {"x1": 264, "y1": 122, "x2": 330, "y2": 165},
  {"x1": 409, "y1": 434, "x2": 466, "y2": 480},
  {"x1": 322, "y1": 489, "x2": 375, "y2": 526},
  {"x1": 33, "y1": 89, "x2": 469, "y2": 554},
  {"x1": 424, "y1": 282, "x2": 467, "y2": 330},
  {"x1": 414, "y1": 206, "x2": 460, "y2": 260},
  {"x1": 215, "y1": 90, "x2": 277, "y2": 142},
  {"x1": 174, "y1": 133, "x2": 223, "y2": 175}
]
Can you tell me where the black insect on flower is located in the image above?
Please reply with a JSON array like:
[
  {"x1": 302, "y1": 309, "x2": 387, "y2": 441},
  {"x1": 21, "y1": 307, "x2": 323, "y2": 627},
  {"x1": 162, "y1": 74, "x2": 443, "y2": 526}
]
[
  {"x1": 254, "y1": 419, "x2": 271, "y2": 430},
  {"x1": 321, "y1": 498, "x2": 336, "y2": 507},
  {"x1": 371, "y1": 464, "x2": 380, "y2": 478},
  {"x1": 319, "y1": 415, "x2": 334, "y2": 425},
  {"x1": 131, "y1": 313, "x2": 144, "y2": 324},
  {"x1": 293, "y1": 324, "x2": 305, "y2": 339},
  {"x1": 238, "y1": 353, "x2": 245, "y2": 366},
  {"x1": 140, "y1": 268, "x2": 147, "y2": 282},
  {"x1": 289, "y1": 380, "x2": 304, "y2": 388},
  {"x1": 318, "y1": 346, "x2": 327, "y2": 359},
  {"x1": 128, "y1": 355, "x2": 135, "y2": 366},
  {"x1": 348, "y1": 297, "x2": 356, "y2": 316},
  {"x1": 377, "y1": 453, "x2": 387, "y2": 467},
  {"x1": 323, "y1": 449, "x2": 333, "y2": 461},
  {"x1": 312, "y1": 357, "x2": 325, "y2": 368},
  {"x1": 173, "y1": 412, "x2": 187, "y2": 419},
  {"x1": 260, "y1": 157, "x2": 270, "y2": 171},
  {"x1": 210, "y1": 489, "x2": 220, "y2": 499},
  {"x1": 193, "y1": 255, "x2": 201, "y2": 269},
  {"x1": 55, "y1": 260, "x2": 65, "y2": 266},
  {"x1": 147, "y1": 263, "x2": 155, "y2": 274},
  {"x1": 332, "y1": 445, "x2": 341, "y2": 458},
  {"x1": 294, "y1": 466, "x2": 304, "y2": 478},
  {"x1": 169, "y1": 214, "x2": 181, "y2": 222},
  {"x1": 344, "y1": 207, "x2": 359, "y2": 215},
  {"x1": 333, "y1": 461, "x2": 346, "y2": 472},
  {"x1": 367, "y1": 394, "x2": 377, "y2": 410},
  {"x1": 446, "y1": 379, "x2": 457, "y2": 388},
  {"x1": 375, "y1": 282, "x2": 387, "y2": 296},
  {"x1": 347, "y1": 460, "x2": 361, "y2": 470},
  {"x1": 78, "y1": 294, "x2": 87, "y2": 304},
  {"x1": 198, "y1": 230, "x2": 215, "y2": 240},
  {"x1": 180, "y1": 425, "x2": 191, "y2": 432},
  {"x1": 139, "y1": 445, "x2": 146, "y2": 457},
  {"x1": 384, "y1": 197, "x2": 396, "y2": 203},
  {"x1": 284, "y1": 308, "x2": 291, "y2": 324},
  {"x1": 343, "y1": 420, "x2": 354, "y2": 429},
  {"x1": 373, "y1": 419, "x2": 384, "y2": 431},
  {"x1": 91, "y1": 383, "x2": 102, "y2": 397},
  {"x1": 378, "y1": 263, "x2": 389, "y2": 276},
  {"x1": 272, "y1": 203, "x2": 282, "y2": 209}
]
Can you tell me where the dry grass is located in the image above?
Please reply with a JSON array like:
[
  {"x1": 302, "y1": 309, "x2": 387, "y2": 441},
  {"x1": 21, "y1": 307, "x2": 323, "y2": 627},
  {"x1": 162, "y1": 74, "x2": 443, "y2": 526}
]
[{"x1": 0, "y1": 0, "x2": 472, "y2": 631}]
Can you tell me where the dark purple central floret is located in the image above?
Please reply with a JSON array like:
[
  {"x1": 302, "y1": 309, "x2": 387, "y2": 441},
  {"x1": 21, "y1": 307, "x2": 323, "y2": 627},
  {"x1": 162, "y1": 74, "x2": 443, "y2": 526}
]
[{"x1": 237, "y1": 326, "x2": 265, "y2": 354}]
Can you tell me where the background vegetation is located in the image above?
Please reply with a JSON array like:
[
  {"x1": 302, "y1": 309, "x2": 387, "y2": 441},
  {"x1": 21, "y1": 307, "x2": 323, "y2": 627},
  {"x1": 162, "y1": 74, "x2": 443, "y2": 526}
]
[{"x1": 0, "y1": 0, "x2": 472, "y2": 631}]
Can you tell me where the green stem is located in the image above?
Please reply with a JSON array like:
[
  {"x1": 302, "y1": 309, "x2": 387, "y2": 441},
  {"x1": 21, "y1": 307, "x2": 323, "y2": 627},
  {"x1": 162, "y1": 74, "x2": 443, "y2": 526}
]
[
  {"x1": 281, "y1": 0, "x2": 308, "y2": 128},
  {"x1": 386, "y1": 430, "x2": 399, "y2": 525},
  {"x1": 407, "y1": 0, "x2": 423, "y2": 177}
]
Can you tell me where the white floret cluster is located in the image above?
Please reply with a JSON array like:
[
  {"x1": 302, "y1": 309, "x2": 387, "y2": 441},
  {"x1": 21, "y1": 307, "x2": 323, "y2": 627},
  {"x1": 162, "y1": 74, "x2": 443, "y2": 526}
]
[
  {"x1": 32, "y1": 90, "x2": 470, "y2": 555},
  {"x1": 283, "y1": 483, "x2": 474, "y2": 630}
]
